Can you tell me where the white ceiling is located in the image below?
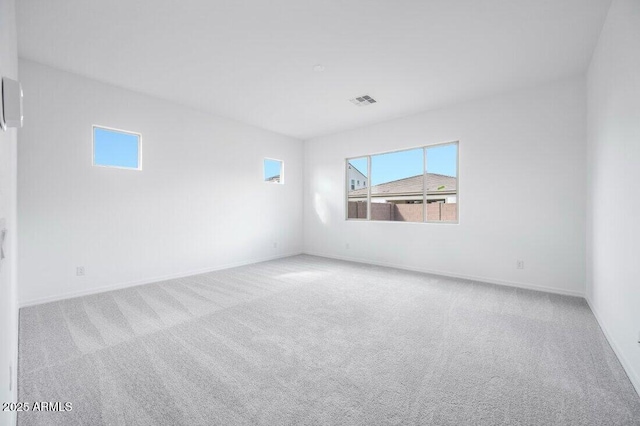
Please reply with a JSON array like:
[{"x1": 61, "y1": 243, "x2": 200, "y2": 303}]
[{"x1": 17, "y1": 0, "x2": 611, "y2": 139}]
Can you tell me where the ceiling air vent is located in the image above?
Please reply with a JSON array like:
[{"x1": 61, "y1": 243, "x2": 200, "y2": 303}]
[{"x1": 349, "y1": 95, "x2": 377, "y2": 107}]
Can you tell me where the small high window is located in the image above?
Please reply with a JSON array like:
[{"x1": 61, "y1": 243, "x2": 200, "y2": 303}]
[
  {"x1": 93, "y1": 126, "x2": 141, "y2": 170},
  {"x1": 264, "y1": 158, "x2": 284, "y2": 184}
]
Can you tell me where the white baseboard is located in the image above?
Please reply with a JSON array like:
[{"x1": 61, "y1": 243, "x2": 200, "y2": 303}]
[
  {"x1": 303, "y1": 251, "x2": 585, "y2": 298},
  {"x1": 19, "y1": 251, "x2": 303, "y2": 308},
  {"x1": 585, "y1": 297, "x2": 640, "y2": 398}
]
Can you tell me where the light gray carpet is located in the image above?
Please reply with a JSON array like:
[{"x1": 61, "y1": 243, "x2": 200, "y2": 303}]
[{"x1": 18, "y1": 255, "x2": 640, "y2": 425}]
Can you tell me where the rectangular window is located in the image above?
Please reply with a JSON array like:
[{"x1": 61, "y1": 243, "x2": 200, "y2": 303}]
[
  {"x1": 93, "y1": 126, "x2": 141, "y2": 170},
  {"x1": 346, "y1": 141, "x2": 458, "y2": 223},
  {"x1": 347, "y1": 157, "x2": 369, "y2": 219},
  {"x1": 264, "y1": 158, "x2": 283, "y2": 184}
]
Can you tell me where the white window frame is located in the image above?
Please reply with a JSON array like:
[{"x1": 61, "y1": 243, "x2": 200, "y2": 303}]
[
  {"x1": 264, "y1": 157, "x2": 284, "y2": 184},
  {"x1": 345, "y1": 140, "x2": 459, "y2": 224},
  {"x1": 92, "y1": 125, "x2": 142, "y2": 171}
]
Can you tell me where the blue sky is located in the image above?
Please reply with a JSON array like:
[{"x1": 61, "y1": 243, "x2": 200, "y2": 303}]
[
  {"x1": 264, "y1": 159, "x2": 282, "y2": 179},
  {"x1": 349, "y1": 144, "x2": 457, "y2": 186},
  {"x1": 94, "y1": 127, "x2": 140, "y2": 168}
]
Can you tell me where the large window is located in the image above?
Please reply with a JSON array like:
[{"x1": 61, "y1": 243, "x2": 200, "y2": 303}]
[
  {"x1": 346, "y1": 142, "x2": 458, "y2": 223},
  {"x1": 93, "y1": 126, "x2": 141, "y2": 170}
]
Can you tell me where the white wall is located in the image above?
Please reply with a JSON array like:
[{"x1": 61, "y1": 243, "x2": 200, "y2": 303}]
[
  {"x1": 18, "y1": 60, "x2": 303, "y2": 306},
  {"x1": 304, "y1": 77, "x2": 587, "y2": 296},
  {"x1": 586, "y1": 0, "x2": 640, "y2": 394},
  {"x1": 0, "y1": 0, "x2": 19, "y2": 424}
]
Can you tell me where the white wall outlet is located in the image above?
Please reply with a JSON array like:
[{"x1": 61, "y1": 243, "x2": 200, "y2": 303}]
[
  {"x1": 346, "y1": 243, "x2": 350, "y2": 249},
  {"x1": 272, "y1": 242, "x2": 278, "y2": 249},
  {"x1": 516, "y1": 260, "x2": 524, "y2": 270},
  {"x1": 76, "y1": 266, "x2": 85, "y2": 276}
]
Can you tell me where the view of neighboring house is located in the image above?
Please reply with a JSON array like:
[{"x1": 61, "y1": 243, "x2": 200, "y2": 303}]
[
  {"x1": 347, "y1": 164, "x2": 368, "y2": 190},
  {"x1": 266, "y1": 174, "x2": 281, "y2": 183},
  {"x1": 349, "y1": 173, "x2": 457, "y2": 204}
]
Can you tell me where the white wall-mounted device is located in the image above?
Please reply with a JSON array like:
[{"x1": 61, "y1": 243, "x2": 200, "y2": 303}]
[{"x1": 0, "y1": 76, "x2": 23, "y2": 131}]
